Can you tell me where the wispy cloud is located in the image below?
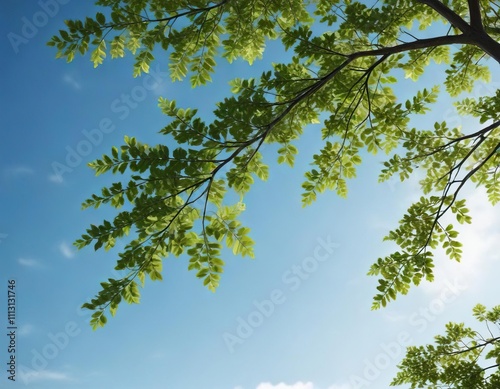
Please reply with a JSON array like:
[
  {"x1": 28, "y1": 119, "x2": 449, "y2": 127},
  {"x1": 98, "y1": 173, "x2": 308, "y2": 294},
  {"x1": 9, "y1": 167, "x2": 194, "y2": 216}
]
[
  {"x1": 63, "y1": 73, "x2": 82, "y2": 90},
  {"x1": 48, "y1": 173, "x2": 64, "y2": 184},
  {"x1": 3, "y1": 166, "x2": 35, "y2": 177},
  {"x1": 20, "y1": 369, "x2": 72, "y2": 383},
  {"x1": 18, "y1": 258, "x2": 41, "y2": 267},
  {"x1": 149, "y1": 351, "x2": 167, "y2": 360},
  {"x1": 18, "y1": 324, "x2": 35, "y2": 336},
  {"x1": 59, "y1": 242, "x2": 75, "y2": 259},
  {"x1": 382, "y1": 311, "x2": 408, "y2": 323},
  {"x1": 250, "y1": 383, "x2": 352, "y2": 389},
  {"x1": 256, "y1": 383, "x2": 314, "y2": 389}
]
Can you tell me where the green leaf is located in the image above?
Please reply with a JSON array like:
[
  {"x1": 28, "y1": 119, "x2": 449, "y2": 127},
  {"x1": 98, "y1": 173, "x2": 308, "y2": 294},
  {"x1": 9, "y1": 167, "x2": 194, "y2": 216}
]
[{"x1": 96, "y1": 12, "x2": 106, "y2": 25}]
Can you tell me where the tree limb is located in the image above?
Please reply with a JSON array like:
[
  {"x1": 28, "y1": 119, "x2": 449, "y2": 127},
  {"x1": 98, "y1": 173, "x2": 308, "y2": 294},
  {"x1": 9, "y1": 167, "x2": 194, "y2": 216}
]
[
  {"x1": 468, "y1": 0, "x2": 485, "y2": 32},
  {"x1": 416, "y1": 0, "x2": 471, "y2": 33}
]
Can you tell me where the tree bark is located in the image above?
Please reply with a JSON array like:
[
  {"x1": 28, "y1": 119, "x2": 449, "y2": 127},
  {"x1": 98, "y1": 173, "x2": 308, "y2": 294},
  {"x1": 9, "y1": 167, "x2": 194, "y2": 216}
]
[{"x1": 417, "y1": 0, "x2": 500, "y2": 64}]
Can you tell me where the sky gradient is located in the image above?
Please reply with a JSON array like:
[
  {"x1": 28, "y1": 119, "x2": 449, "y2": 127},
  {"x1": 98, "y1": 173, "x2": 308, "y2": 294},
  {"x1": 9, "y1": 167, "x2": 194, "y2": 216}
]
[{"x1": 1, "y1": 1, "x2": 499, "y2": 389}]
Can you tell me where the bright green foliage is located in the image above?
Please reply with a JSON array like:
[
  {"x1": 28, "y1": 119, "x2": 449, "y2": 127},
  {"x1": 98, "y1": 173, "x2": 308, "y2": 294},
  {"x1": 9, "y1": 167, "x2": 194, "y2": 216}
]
[
  {"x1": 50, "y1": 0, "x2": 500, "y2": 328},
  {"x1": 392, "y1": 304, "x2": 500, "y2": 388},
  {"x1": 47, "y1": 0, "x2": 312, "y2": 83}
]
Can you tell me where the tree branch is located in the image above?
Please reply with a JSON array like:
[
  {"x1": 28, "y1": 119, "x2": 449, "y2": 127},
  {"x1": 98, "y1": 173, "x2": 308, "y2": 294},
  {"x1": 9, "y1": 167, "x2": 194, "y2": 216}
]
[
  {"x1": 416, "y1": 0, "x2": 472, "y2": 33},
  {"x1": 97, "y1": 0, "x2": 230, "y2": 31},
  {"x1": 351, "y1": 34, "x2": 471, "y2": 58},
  {"x1": 444, "y1": 336, "x2": 500, "y2": 355},
  {"x1": 417, "y1": 0, "x2": 500, "y2": 62},
  {"x1": 468, "y1": 0, "x2": 485, "y2": 32}
]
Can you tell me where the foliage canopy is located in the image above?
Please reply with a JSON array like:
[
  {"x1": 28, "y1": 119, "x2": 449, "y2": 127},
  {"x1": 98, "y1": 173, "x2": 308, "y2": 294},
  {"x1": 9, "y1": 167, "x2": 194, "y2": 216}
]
[
  {"x1": 392, "y1": 304, "x2": 500, "y2": 387},
  {"x1": 50, "y1": 0, "x2": 500, "y2": 335}
]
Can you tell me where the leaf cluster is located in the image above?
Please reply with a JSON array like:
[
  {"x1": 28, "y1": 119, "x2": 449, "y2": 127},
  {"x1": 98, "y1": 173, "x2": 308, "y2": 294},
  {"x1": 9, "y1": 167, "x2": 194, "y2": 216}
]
[
  {"x1": 392, "y1": 304, "x2": 500, "y2": 388},
  {"x1": 49, "y1": 0, "x2": 500, "y2": 327}
]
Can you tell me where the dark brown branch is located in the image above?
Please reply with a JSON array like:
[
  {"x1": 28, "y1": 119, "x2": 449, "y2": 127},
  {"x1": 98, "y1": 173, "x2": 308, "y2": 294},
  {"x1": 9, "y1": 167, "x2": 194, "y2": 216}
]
[
  {"x1": 417, "y1": 0, "x2": 471, "y2": 33},
  {"x1": 350, "y1": 34, "x2": 471, "y2": 58},
  {"x1": 417, "y1": 0, "x2": 500, "y2": 62},
  {"x1": 444, "y1": 336, "x2": 500, "y2": 355},
  {"x1": 468, "y1": 0, "x2": 485, "y2": 32},
  {"x1": 482, "y1": 363, "x2": 500, "y2": 372}
]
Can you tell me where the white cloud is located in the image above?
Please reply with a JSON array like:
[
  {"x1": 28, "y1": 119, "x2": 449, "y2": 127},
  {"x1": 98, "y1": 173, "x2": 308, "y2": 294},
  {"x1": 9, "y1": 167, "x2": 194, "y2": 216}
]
[
  {"x1": 18, "y1": 324, "x2": 35, "y2": 336},
  {"x1": 3, "y1": 166, "x2": 34, "y2": 177},
  {"x1": 420, "y1": 188, "x2": 500, "y2": 295},
  {"x1": 48, "y1": 173, "x2": 64, "y2": 184},
  {"x1": 242, "y1": 382, "x2": 351, "y2": 389},
  {"x1": 19, "y1": 369, "x2": 72, "y2": 384},
  {"x1": 327, "y1": 384, "x2": 352, "y2": 389},
  {"x1": 382, "y1": 311, "x2": 408, "y2": 323},
  {"x1": 256, "y1": 383, "x2": 314, "y2": 389},
  {"x1": 59, "y1": 242, "x2": 75, "y2": 259},
  {"x1": 63, "y1": 73, "x2": 82, "y2": 90},
  {"x1": 18, "y1": 258, "x2": 41, "y2": 267},
  {"x1": 149, "y1": 351, "x2": 167, "y2": 359},
  {"x1": 151, "y1": 82, "x2": 168, "y2": 97}
]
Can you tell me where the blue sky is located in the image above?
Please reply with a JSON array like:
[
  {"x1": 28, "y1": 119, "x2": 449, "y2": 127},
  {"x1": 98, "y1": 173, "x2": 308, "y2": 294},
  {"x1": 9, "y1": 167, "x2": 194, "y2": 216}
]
[{"x1": 1, "y1": 2, "x2": 500, "y2": 389}]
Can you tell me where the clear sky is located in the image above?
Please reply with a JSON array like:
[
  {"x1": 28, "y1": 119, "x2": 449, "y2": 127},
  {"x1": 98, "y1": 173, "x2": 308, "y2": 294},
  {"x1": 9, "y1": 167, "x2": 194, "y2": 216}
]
[{"x1": 1, "y1": 2, "x2": 499, "y2": 389}]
